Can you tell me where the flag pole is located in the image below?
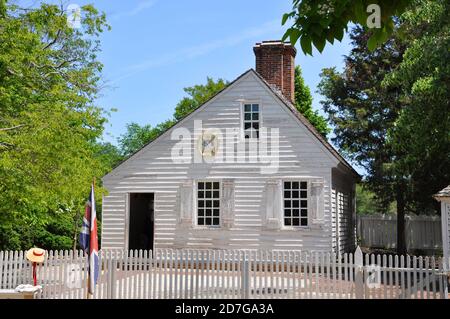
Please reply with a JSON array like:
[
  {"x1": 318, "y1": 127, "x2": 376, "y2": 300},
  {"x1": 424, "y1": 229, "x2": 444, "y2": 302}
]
[
  {"x1": 86, "y1": 178, "x2": 95, "y2": 300},
  {"x1": 86, "y1": 181, "x2": 91, "y2": 299}
]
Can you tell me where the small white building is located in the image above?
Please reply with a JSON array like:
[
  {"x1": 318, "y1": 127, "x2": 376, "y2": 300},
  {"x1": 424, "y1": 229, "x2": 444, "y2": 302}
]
[{"x1": 101, "y1": 41, "x2": 360, "y2": 254}]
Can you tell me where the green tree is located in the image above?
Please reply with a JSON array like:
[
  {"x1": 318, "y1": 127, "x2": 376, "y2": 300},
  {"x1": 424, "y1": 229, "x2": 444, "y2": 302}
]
[
  {"x1": 174, "y1": 77, "x2": 228, "y2": 120},
  {"x1": 318, "y1": 26, "x2": 408, "y2": 252},
  {"x1": 282, "y1": 0, "x2": 412, "y2": 53},
  {"x1": 118, "y1": 120, "x2": 175, "y2": 158},
  {"x1": 118, "y1": 77, "x2": 228, "y2": 157},
  {"x1": 94, "y1": 142, "x2": 123, "y2": 169},
  {"x1": 356, "y1": 184, "x2": 396, "y2": 215},
  {"x1": 319, "y1": 1, "x2": 450, "y2": 254},
  {"x1": 0, "y1": 2, "x2": 110, "y2": 250},
  {"x1": 383, "y1": 0, "x2": 450, "y2": 214},
  {"x1": 294, "y1": 65, "x2": 329, "y2": 137}
]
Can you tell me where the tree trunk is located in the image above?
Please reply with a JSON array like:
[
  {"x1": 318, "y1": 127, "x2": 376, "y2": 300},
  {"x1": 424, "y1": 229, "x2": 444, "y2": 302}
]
[{"x1": 396, "y1": 183, "x2": 407, "y2": 255}]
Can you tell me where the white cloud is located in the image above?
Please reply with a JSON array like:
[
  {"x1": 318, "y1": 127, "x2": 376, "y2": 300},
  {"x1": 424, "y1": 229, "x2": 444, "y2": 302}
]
[
  {"x1": 112, "y1": 19, "x2": 284, "y2": 83},
  {"x1": 110, "y1": 0, "x2": 156, "y2": 20}
]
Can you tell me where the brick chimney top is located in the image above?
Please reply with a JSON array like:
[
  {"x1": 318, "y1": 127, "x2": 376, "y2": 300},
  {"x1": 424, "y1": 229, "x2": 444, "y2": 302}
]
[{"x1": 253, "y1": 41, "x2": 297, "y2": 103}]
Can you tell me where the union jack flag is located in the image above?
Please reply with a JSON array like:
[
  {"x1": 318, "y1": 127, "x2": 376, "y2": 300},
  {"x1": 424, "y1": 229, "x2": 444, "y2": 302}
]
[{"x1": 79, "y1": 183, "x2": 99, "y2": 295}]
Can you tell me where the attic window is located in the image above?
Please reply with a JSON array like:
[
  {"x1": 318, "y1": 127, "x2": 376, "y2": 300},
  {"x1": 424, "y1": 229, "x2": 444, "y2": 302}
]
[{"x1": 243, "y1": 103, "x2": 259, "y2": 139}]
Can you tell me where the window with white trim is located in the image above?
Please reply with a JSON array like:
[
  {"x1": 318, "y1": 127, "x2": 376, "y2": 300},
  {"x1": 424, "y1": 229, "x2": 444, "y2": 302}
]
[
  {"x1": 197, "y1": 181, "x2": 220, "y2": 226},
  {"x1": 243, "y1": 103, "x2": 259, "y2": 139},
  {"x1": 283, "y1": 181, "x2": 308, "y2": 227}
]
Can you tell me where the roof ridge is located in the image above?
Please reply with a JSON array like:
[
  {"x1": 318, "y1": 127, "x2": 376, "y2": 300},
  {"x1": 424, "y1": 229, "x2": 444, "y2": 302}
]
[
  {"x1": 104, "y1": 68, "x2": 360, "y2": 180},
  {"x1": 104, "y1": 69, "x2": 254, "y2": 177}
]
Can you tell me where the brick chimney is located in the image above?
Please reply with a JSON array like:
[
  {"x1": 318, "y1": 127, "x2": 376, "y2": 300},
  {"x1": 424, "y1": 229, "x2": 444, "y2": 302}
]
[{"x1": 253, "y1": 40, "x2": 297, "y2": 103}]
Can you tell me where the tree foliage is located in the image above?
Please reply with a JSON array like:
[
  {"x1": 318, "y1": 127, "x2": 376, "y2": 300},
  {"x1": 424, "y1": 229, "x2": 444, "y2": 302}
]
[
  {"x1": 174, "y1": 77, "x2": 228, "y2": 121},
  {"x1": 318, "y1": 0, "x2": 449, "y2": 252},
  {"x1": 383, "y1": 0, "x2": 450, "y2": 213},
  {"x1": 318, "y1": 26, "x2": 408, "y2": 252},
  {"x1": 318, "y1": 26, "x2": 406, "y2": 211},
  {"x1": 294, "y1": 65, "x2": 329, "y2": 137},
  {"x1": 0, "y1": 2, "x2": 111, "y2": 250},
  {"x1": 282, "y1": 0, "x2": 412, "y2": 54},
  {"x1": 356, "y1": 184, "x2": 396, "y2": 215},
  {"x1": 118, "y1": 120, "x2": 175, "y2": 158}
]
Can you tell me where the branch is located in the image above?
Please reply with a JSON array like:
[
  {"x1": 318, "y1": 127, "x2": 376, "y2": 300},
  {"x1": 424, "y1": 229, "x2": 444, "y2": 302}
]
[
  {"x1": 6, "y1": 68, "x2": 17, "y2": 76},
  {"x1": 43, "y1": 29, "x2": 62, "y2": 50},
  {"x1": 0, "y1": 141, "x2": 14, "y2": 148},
  {"x1": 0, "y1": 124, "x2": 26, "y2": 132},
  {"x1": 31, "y1": 58, "x2": 77, "y2": 72}
]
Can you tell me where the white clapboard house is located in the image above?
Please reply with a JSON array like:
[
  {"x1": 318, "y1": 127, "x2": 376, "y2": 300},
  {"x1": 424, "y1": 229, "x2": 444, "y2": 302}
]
[{"x1": 101, "y1": 41, "x2": 360, "y2": 254}]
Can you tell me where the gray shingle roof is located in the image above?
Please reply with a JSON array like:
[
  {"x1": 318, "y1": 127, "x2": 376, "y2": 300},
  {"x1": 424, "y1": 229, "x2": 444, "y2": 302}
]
[{"x1": 434, "y1": 185, "x2": 450, "y2": 198}]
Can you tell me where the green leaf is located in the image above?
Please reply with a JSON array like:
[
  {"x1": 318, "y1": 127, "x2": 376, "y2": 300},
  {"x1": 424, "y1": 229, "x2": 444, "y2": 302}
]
[
  {"x1": 379, "y1": 28, "x2": 389, "y2": 44},
  {"x1": 289, "y1": 28, "x2": 301, "y2": 46},
  {"x1": 281, "y1": 29, "x2": 290, "y2": 42},
  {"x1": 282, "y1": 13, "x2": 290, "y2": 26},
  {"x1": 312, "y1": 36, "x2": 326, "y2": 53},
  {"x1": 367, "y1": 34, "x2": 378, "y2": 51},
  {"x1": 326, "y1": 29, "x2": 335, "y2": 44},
  {"x1": 335, "y1": 27, "x2": 344, "y2": 42},
  {"x1": 353, "y1": 0, "x2": 366, "y2": 25},
  {"x1": 300, "y1": 34, "x2": 312, "y2": 55}
]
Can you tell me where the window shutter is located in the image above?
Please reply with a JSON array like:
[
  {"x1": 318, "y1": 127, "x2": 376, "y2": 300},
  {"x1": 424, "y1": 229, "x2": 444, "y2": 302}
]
[
  {"x1": 311, "y1": 181, "x2": 325, "y2": 223},
  {"x1": 265, "y1": 180, "x2": 282, "y2": 229},
  {"x1": 221, "y1": 180, "x2": 234, "y2": 228},
  {"x1": 179, "y1": 180, "x2": 194, "y2": 225}
]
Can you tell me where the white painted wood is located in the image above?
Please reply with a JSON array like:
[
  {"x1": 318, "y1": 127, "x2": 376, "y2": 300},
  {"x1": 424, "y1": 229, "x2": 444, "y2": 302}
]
[
  {"x1": 222, "y1": 180, "x2": 235, "y2": 228},
  {"x1": 179, "y1": 180, "x2": 194, "y2": 225},
  {"x1": 440, "y1": 202, "x2": 450, "y2": 269},
  {"x1": 0, "y1": 251, "x2": 4, "y2": 289},
  {"x1": 101, "y1": 71, "x2": 356, "y2": 252},
  {"x1": 2, "y1": 248, "x2": 445, "y2": 299},
  {"x1": 332, "y1": 168, "x2": 355, "y2": 255},
  {"x1": 358, "y1": 214, "x2": 442, "y2": 251},
  {"x1": 311, "y1": 181, "x2": 325, "y2": 222}
]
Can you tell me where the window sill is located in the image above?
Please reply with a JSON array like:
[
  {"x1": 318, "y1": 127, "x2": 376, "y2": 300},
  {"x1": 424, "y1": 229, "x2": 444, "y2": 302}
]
[
  {"x1": 191, "y1": 226, "x2": 223, "y2": 230},
  {"x1": 239, "y1": 137, "x2": 260, "y2": 143},
  {"x1": 279, "y1": 223, "x2": 325, "y2": 231},
  {"x1": 280, "y1": 226, "x2": 311, "y2": 231}
]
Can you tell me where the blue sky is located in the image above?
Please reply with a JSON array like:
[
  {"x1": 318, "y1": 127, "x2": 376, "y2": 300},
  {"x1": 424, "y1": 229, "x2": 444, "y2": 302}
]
[{"x1": 21, "y1": 1, "x2": 353, "y2": 150}]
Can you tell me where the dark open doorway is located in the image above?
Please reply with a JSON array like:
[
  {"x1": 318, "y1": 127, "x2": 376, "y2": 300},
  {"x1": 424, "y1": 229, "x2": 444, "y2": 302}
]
[{"x1": 128, "y1": 193, "x2": 154, "y2": 251}]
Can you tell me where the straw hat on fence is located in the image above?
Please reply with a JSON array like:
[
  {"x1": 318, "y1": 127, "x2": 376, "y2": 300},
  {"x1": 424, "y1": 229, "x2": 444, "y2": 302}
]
[{"x1": 26, "y1": 248, "x2": 45, "y2": 263}]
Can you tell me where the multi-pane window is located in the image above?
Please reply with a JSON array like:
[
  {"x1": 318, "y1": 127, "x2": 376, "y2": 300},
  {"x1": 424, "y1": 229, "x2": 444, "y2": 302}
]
[
  {"x1": 197, "y1": 181, "x2": 220, "y2": 226},
  {"x1": 283, "y1": 181, "x2": 308, "y2": 227},
  {"x1": 243, "y1": 103, "x2": 259, "y2": 139}
]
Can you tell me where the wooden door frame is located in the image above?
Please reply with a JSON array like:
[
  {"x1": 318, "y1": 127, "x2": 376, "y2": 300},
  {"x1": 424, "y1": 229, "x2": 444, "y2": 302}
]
[{"x1": 125, "y1": 192, "x2": 155, "y2": 252}]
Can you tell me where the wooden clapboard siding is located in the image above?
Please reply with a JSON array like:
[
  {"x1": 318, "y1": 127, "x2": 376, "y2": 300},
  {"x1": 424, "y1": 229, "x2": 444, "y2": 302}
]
[
  {"x1": 332, "y1": 168, "x2": 356, "y2": 254},
  {"x1": 102, "y1": 70, "x2": 354, "y2": 252},
  {"x1": 441, "y1": 202, "x2": 450, "y2": 266}
]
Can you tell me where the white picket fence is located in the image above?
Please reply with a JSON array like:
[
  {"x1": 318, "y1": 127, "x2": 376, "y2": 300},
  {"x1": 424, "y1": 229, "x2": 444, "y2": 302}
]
[
  {"x1": 0, "y1": 248, "x2": 448, "y2": 299},
  {"x1": 357, "y1": 214, "x2": 442, "y2": 251}
]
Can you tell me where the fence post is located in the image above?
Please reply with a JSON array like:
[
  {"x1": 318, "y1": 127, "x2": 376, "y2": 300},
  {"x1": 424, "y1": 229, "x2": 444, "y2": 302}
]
[
  {"x1": 443, "y1": 256, "x2": 449, "y2": 299},
  {"x1": 110, "y1": 252, "x2": 116, "y2": 299},
  {"x1": 354, "y1": 246, "x2": 365, "y2": 299},
  {"x1": 241, "y1": 254, "x2": 250, "y2": 299}
]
